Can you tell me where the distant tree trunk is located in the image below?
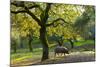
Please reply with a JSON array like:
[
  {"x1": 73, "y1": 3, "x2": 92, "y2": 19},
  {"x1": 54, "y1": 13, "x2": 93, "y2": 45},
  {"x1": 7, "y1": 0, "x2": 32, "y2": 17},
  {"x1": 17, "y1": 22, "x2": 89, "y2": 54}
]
[
  {"x1": 40, "y1": 27, "x2": 49, "y2": 61},
  {"x1": 19, "y1": 36, "x2": 24, "y2": 49},
  {"x1": 56, "y1": 36, "x2": 64, "y2": 46},
  {"x1": 20, "y1": 41, "x2": 23, "y2": 48},
  {"x1": 29, "y1": 39, "x2": 33, "y2": 52},
  {"x1": 13, "y1": 44, "x2": 17, "y2": 53},
  {"x1": 28, "y1": 34, "x2": 33, "y2": 52},
  {"x1": 12, "y1": 40, "x2": 17, "y2": 53},
  {"x1": 73, "y1": 36, "x2": 77, "y2": 42},
  {"x1": 68, "y1": 39, "x2": 74, "y2": 48},
  {"x1": 17, "y1": 32, "x2": 24, "y2": 49},
  {"x1": 57, "y1": 40, "x2": 63, "y2": 46}
]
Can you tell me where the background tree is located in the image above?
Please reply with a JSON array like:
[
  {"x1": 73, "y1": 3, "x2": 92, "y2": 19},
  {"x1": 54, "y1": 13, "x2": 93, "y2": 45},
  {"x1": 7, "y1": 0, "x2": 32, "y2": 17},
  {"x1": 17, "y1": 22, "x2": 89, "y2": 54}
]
[
  {"x1": 11, "y1": 11, "x2": 40, "y2": 52},
  {"x1": 74, "y1": 6, "x2": 95, "y2": 40}
]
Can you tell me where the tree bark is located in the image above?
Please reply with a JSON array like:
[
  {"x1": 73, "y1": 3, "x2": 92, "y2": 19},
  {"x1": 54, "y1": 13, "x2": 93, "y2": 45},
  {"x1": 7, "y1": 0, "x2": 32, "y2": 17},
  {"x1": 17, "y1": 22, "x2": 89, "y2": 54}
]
[
  {"x1": 11, "y1": 38, "x2": 17, "y2": 53},
  {"x1": 68, "y1": 39, "x2": 74, "y2": 48},
  {"x1": 57, "y1": 40, "x2": 63, "y2": 46},
  {"x1": 12, "y1": 41, "x2": 17, "y2": 53},
  {"x1": 40, "y1": 27, "x2": 49, "y2": 61},
  {"x1": 29, "y1": 40, "x2": 33, "y2": 52},
  {"x1": 13, "y1": 44, "x2": 17, "y2": 53},
  {"x1": 70, "y1": 40, "x2": 74, "y2": 48},
  {"x1": 19, "y1": 36, "x2": 24, "y2": 49},
  {"x1": 28, "y1": 34, "x2": 33, "y2": 52}
]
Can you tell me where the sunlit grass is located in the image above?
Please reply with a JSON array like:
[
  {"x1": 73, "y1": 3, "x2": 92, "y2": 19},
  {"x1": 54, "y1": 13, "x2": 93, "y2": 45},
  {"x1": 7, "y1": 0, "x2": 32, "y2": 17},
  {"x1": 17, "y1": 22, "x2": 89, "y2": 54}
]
[{"x1": 74, "y1": 40, "x2": 95, "y2": 46}]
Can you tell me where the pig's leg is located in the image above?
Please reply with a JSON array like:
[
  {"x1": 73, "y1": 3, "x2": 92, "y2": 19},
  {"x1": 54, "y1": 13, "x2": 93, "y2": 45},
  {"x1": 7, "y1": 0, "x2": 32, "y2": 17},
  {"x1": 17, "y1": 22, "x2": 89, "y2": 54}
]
[
  {"x1": 64, "y1": 53, "x2": 65, "y2": 56},
  {"x1": 61, "y1": 53, "x2": 63, "y2": 56},
  {"x1": 57, "y1": 53, "x2": 59, "y2": 57},
  {"x1": 54, "y1": 52, "x2": 56, "y2": 58}
]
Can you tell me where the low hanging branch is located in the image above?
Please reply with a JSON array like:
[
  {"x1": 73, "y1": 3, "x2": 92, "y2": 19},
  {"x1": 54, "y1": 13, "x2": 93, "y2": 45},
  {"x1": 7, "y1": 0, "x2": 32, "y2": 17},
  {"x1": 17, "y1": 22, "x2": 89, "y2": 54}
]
[
  {"x1": 46, "y1": 18, "x2": 70, "y2": 27},
  {"x1": 11, "y1": 2, "x2": 42, "y2": 26},
  {"x1": 11, "y1": 9, "x2": 42, "y2": 26},
  {"x1": 11, "y1": 2, "x2": 43, "y2": 12},
  {"x1": 11, "y1": 10, "x2": 27, "y2": 14}
]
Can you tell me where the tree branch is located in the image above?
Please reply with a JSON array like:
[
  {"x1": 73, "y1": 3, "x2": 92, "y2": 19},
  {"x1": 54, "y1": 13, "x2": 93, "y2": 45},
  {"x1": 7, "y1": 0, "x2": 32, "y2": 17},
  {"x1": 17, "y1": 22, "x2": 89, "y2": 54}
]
[
  {"x1": 26, "y1": 9, "x2": 42, "y2": 26},
  {"x1": 11, "y1": 10, "x2": 42, "y2": 26},
  {"x1": 40, "y1": 3, "x2": 52, "y2": 24},
  {"x1": 46, "y1": 18, "x2": 69, "y2": 27},
  {"x1": 11, "y1": 2, "x2": 43, "y2": 12},
  {"x1": 11, "y1": 10, "x2": 27, "y2": 14},
  {"x1": 28, "y1": 5, "x2": 43, "y2": 12},
  {"x1": 11, "y1": 2, "x2": 42, "y2": 26},
  {"x1": 45, "y1": 3, "x2": 52, "y2": 13}
]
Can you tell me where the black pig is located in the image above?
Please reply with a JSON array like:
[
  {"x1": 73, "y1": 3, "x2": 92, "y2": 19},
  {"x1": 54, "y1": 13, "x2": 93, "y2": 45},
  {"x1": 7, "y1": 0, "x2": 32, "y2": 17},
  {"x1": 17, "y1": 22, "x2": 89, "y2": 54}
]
[{"x1": 54, "y1": 46, "x2": 69, "y2": 57}]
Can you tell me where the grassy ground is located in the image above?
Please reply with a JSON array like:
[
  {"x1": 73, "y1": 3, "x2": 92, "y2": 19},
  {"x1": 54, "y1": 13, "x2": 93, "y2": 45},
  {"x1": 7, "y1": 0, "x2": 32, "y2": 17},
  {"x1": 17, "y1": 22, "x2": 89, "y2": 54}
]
[
  {"x1": 11, "y1": 40, "x2": 95, "y2": 67},
  {"x1": 11, "y1": 48, "x2": 42, "y2": 64},
  {"x1": 11, "y1": 51, "x2": 95, "y2": 67}
]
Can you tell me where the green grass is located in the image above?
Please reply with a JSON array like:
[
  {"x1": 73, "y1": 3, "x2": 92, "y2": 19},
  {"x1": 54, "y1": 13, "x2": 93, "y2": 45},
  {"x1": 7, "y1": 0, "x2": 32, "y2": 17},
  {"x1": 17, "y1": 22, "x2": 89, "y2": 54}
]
[
  {"x1": 11, "y1": 48, "x2": 42, "y2": 65},
  {"x1": 11, "y1": 52, "x2": 33, "y2": 61},
  {"x1": 74, "y1": 40, "x2": 95, "y2": 46},
  {"x1": 11, "y1": 44, "x2": 56, "y2": 64}
]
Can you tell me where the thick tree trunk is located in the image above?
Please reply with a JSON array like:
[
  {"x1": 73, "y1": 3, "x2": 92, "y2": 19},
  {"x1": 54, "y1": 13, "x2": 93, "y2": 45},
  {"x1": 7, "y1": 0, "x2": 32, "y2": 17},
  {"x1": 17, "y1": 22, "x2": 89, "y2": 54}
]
[{"x1": 40, "y1": 27, "x2": 49, "y2": 61}]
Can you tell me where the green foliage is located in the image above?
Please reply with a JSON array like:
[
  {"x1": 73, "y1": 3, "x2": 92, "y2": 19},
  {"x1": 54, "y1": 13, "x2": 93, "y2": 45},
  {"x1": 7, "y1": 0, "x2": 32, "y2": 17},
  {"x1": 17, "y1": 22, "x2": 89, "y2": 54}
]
[
  {"x1": 11, "y1": 2, "x2": 84, "y2": 40},
  {"x1": 48, "y1": 4, "x2": 82, "y2": 23},
  {"x1": 74, "y1": 6, "x2": 95, "y2": 39},
  {"x1": 74, "y1": 40, "x2": 95, "y2": 46}
]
